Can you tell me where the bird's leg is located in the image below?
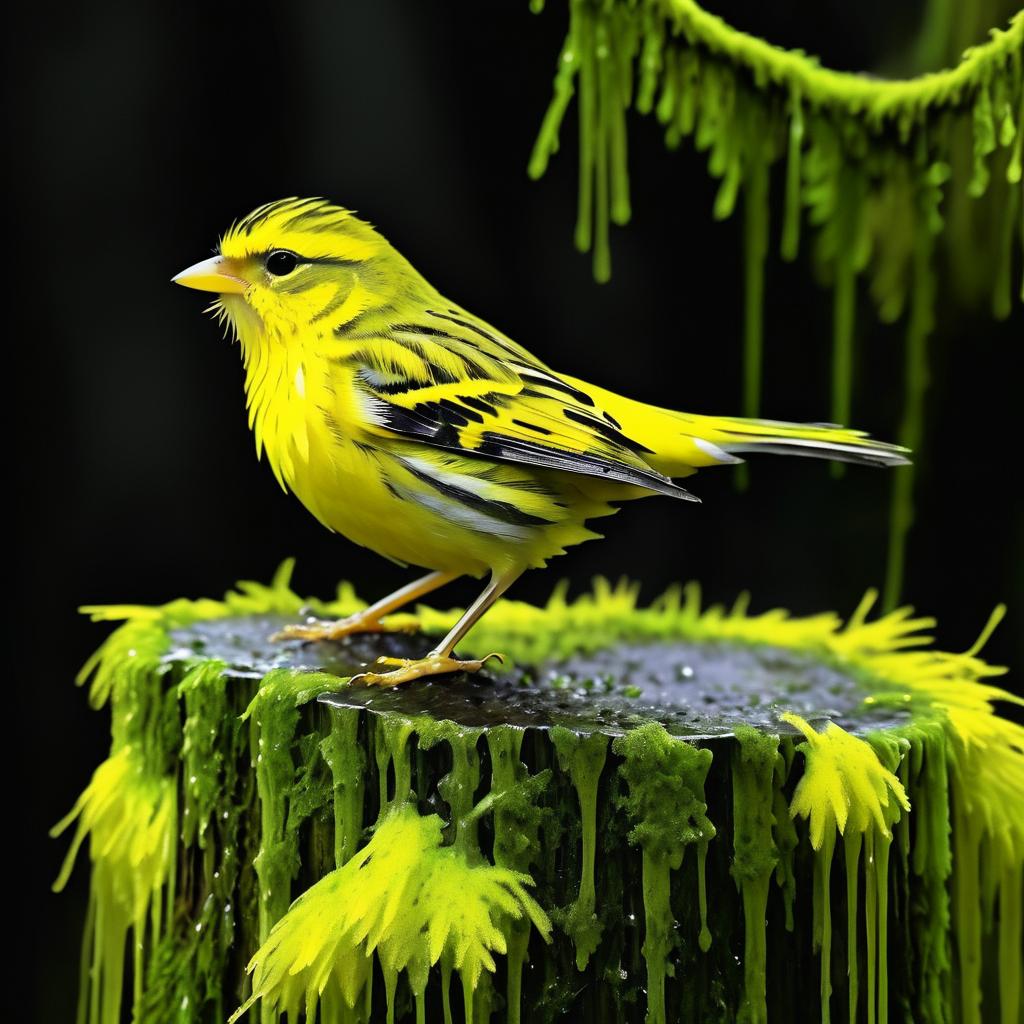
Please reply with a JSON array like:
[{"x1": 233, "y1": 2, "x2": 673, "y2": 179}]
[
  {"x1": 353, "y1": 569, "x2": 522, "y2": 686},
  {"x1": 272, "y1": 571, "x2": 458, "y2": 642}
]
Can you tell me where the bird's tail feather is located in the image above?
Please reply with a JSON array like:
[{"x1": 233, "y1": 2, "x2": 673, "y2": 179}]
[
  {"x1": 687, "y1": 414, "x2": 911, "y2": 469},
  {"x1": 561, "y1": 376, "x2": 910, "y2": 476}
]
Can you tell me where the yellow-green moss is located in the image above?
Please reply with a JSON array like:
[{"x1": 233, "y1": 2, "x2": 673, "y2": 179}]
[
  {"x1": 730, "y1": 727, "x2": 782, "y2": 1024},
  {"x1": 783, "y1": 712, "x2": 910, "y2": 1024},
  {"x1": 52, "y1": 747, "x2": 177, "y2": 1024},
  {"x1": 550, "y1": 728, "x2": 609, "y2": 969},
  {"x1": 58, "y1": 566, "x2": 1024, "y2": 1023},
  {"x1": 231, "y1": 803, "x2": 551, "y2": 1023},
  {"x1": 528, "y1": 0, "x2": 1022, "y2": 605},
  {"x1": 485, "y1": 727, "x2": 552, "y2": 1024},
  {"x1": 613, "y1": 722, "x2": 715, "y2": 1024}
]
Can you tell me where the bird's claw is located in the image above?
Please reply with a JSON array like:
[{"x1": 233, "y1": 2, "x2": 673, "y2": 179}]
[
  {"x1": 271, "y1": 614, "x2": 419, "y2": 643},
  {"x1": 350, "y1": 652, "x2": 504, "y2": 687}
]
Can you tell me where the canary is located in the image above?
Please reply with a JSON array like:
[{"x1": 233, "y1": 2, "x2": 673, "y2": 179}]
[{"x1": 174, "y1": 198, "x2": 907, "y2": 685}]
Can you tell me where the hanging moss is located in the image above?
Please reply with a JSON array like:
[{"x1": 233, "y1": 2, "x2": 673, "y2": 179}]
[
  {"x1": 485, "y1": 728, "x2": 552, "y2": 1024},
  {"x1": 783, "y1": 712, "x2": 910, "y2": 1024},
  {"x1": 231, "y1": 803, "x2": 552, "y2": 1023},
  {"x1": 528, "y1": 0, "x2": 1023, "y2": 601},
  {"x1": 529, "y1": 0, "x2": 1022, "y2": 301},
  {"x1": 614, "y1": 722, "x2": 715, "y2": 1024},
  {"x1": 729, "y1": 728, "x2": 781, "y2": 1024},
  {"x1": 55, "y1": 565, "x2": 1024, "y2": 1022},
  {"x1": 321, "y1": 708, "x2": 366, "y2": 868},
  {"x1": 550, "y1": 728, "x2": 609, "y2": 969},
  {"x1": 882, "y1": 207, "x2": 936, "y2": 610},
  {"x1": 52, "y1": 747, "x2": 178, "y2": 1024}
]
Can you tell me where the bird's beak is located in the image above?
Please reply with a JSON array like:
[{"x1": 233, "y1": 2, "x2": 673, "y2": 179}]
[{"x1": 172, "y1": 256, "x2": 248, "y2": 295}]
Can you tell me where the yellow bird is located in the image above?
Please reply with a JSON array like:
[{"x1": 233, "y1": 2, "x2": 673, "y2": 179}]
[{"x1": 174, "y1": 198, "x2": 908, "y2": 686}]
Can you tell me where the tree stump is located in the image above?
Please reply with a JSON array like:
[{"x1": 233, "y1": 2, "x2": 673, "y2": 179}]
[{"x1": 54, "y1": 568, "x2": 1023, "y2": 1024}]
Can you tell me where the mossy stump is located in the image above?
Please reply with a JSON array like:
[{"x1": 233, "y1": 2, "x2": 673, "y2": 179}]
[{"x1": 55, "y1": 567, "x2": 1023, "y2": 1024}]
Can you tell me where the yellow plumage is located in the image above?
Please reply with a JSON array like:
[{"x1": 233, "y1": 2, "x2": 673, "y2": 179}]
[{"x1": 174, "y1": 197, "x2": 908, "y2": 685}]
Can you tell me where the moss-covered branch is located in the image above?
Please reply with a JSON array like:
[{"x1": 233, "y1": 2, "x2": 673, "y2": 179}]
[{"x1": 530, "y1": 0, "x2": 1022, "y2": 285}]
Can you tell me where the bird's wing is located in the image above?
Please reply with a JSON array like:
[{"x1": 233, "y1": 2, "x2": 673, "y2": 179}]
[{"x1": 346, "y1": 312, "x2": 699, "y2": 501}]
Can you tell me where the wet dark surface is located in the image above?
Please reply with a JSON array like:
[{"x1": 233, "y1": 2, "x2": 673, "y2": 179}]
[{"x1": 167, "y1": 615, "x2": 910, "y2": 738}]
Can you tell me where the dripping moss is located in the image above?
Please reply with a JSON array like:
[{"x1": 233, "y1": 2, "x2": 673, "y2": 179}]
[
  {"x1": 56, "y1": 565, "x2": 1023, "y2": 1022},
  {"x1": 529, "y1": 0, "x2": 1022, "y2": 302},
  {"x1": 528, "y1": 0, "x2": 1022, "y2": 605}
]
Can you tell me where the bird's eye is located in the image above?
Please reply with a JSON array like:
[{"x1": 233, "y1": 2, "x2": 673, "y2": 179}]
[{"x1": 266, "y1": 250, "x2": 299, "y2": 276}]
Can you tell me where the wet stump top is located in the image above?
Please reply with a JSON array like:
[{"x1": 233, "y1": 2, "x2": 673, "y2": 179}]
[{"x1": 168, "y1": 614, "x2": 908, "y2": 738}]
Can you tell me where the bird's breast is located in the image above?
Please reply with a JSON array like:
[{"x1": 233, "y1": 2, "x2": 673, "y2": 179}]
[{"x1": 241, "y1": 350, "x2": 417, "y2": 556}]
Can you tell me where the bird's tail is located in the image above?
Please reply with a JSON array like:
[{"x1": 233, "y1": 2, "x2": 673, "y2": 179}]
[
  {"x1": 668, "y1": 412, "x2": 911, "y2": 469},
  {"x1": 562, "y1": 376, "x2": 910, "y2": 477}
]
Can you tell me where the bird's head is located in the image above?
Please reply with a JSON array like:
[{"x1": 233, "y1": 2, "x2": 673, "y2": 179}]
[{"x1": 173, "y1": 197, "x2": 417, "y2": 344}]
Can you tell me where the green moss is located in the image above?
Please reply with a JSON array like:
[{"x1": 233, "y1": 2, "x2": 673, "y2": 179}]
[
  {"x1": 246, "y1": 670, "x2": 306, "y2": 948},
  {"x1": 179, "y1": 661, "x2": 230, "y2": 849},
  {"x1": 613, "y1": 723, "x2": 715, "y2": 1024},
  {"x1": 374, "y1": 716, "x2": 415, "y2": 812},
  {"x1": 52, "y1": 619, "x2": 185, "y2": 1024},
  {"x1": 997, "y1": 860, "x2": 1022, "y2": 1024},
  {"x1": 529, "y1": 0, "x2": 1022, "y2": 604},
  {"x1": 737, "y1": 142, "x2": 770, "y2": 491},
  {"x1": 550, "y1": 728, "x2": 609, "y2": 969},
  {"x1": 815, "y1": 830, "x2": 838, "y2": 1024},
  {"x1": 868, "y1": 734, "x2": 911, "y2": 1024},
  {"x1": 487, "y1": 727, "x2": 551, "y2": 874},
  {"x1": 232, "y1": 803, "x2": 551, "y2": 1023},
  {"x1": 167, "y1": 660, "x2": 253, "y2": 1021},
  {"x1": 953, "y1": 777, "x2": 986, "y2": 1024},
  {"x1": 771, "y1": 740, "x2": 800, "y2": 933},
  {"x1": 58, "y1": 569, "x2": 1024, "y2": 1022},
  {"x1": 883, "y1": 221, "x2": 936, "y2": 611},
  {"x1": 784, "y1": 713, "x2": 911, "y2": 1024},
  {"x1": 416, "y1": 719, "x2": 485, "y2": 854},
  {"x1": 530, "y1": 0, "x2": 1023, "y2": 300},
  {"x1": 321, "y1": 708, "x2": 366, "y2": 867},
  {"x1": 486, "y1": 727, "x2": 552, "y2": 1024},
  {"x1": 730, "y1": 727, "x2": 782, "y2": 1024}
]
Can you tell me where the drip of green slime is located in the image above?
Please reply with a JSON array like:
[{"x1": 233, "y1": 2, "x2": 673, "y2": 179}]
[
  {"x1": 815, "y1": 830, "x2": 838, "y2": 1024},
  {"x1": 730, "y1": 727, "x2": 782, "y2": 1024},
  {"x1": 884, "y1": 219, "x2": 935, "y2": 611},
  {"x1": 486, "y1": 727, "x2": 551, "y2": 1024},
  {"x1": 845, "y1": 830, "x2": 863, "y2": 1024},
  {"x1": 614, "y1": 723, "x2": 715, "y2": 1024},
  {"x1": 551, "y1": 727, "x2": 609, "y2": 969},
  {"x1": 793, "y1": 725, "x2": 910, "y2": 1024},
  {"x1": 771, "y1": 742, "x2": 799, "y2": 933},
  {"x1": 737, "y1": 142, "x2": 769, "y2": 493},
  {"x1": 415, "y1": 720, "x2": 488, "y2": 1020},
  {"x1": 322, "y1": 708, "x2": 365, "y2": 867}
]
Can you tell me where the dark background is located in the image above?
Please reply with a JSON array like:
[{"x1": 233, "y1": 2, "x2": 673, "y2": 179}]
[{"x1": 13, "y1": 1, "x2": 1021, "y2": 1018}]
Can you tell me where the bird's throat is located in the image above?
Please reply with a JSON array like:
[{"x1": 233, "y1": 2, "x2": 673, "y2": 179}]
[{"x1": 219, "y1": 297, "x2": 313, "y2": 494}]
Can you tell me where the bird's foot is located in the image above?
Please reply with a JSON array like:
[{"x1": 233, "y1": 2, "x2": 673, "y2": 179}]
[
  {"x1": 350, "y1": 652, "x2": 504, "y2": 687},
  {"x1": 271, "y1": 611, "x2": 418, "y2": 643}
]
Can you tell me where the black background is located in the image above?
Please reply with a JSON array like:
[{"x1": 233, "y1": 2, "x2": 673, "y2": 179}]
[{"x1": 13, "y1": 2, "x2": 1021, "y2": 1019}]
